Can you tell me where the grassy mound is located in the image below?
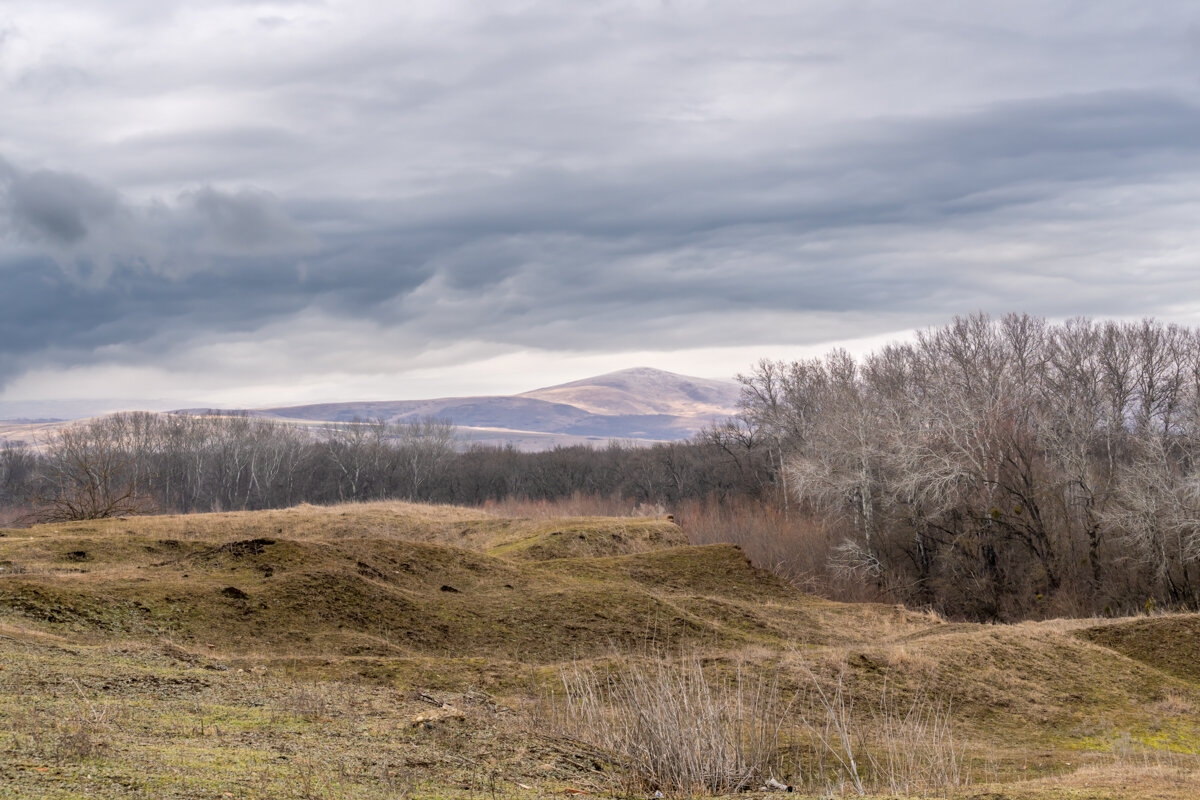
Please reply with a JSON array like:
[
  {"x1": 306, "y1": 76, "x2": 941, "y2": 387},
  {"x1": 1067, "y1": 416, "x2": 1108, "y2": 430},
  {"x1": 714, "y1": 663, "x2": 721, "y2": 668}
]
[
  {"x1": 1078, "y1": 614, "x2": 1200, "y2": 684},
  {"x1": 0, "y1": 505, "x2": 802, "y2": 661},
  {"x1": 0, "y1": 500, "x2": 684, "y2": 560},
  {"x1": 2, "y1": 502, "x2": 1200, "y2": 798}
]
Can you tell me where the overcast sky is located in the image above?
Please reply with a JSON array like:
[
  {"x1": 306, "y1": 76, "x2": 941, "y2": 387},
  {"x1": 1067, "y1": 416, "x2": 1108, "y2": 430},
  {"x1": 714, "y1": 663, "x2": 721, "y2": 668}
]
[{"x1": 3, "y1": 1, "x2": 1200, "y2": 407}]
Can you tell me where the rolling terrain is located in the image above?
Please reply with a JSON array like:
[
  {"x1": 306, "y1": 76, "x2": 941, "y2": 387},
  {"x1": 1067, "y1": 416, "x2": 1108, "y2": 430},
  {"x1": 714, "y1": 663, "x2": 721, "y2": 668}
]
[
  {"x1": 0, "y1": 502, "x2": 1198, "y2": 798},
  {"x1": 206, "y1": 367, "x2": 742, "y2": 448},
  {"x1": 0, "y1": 368, "x2": 741, "y2": 451}
]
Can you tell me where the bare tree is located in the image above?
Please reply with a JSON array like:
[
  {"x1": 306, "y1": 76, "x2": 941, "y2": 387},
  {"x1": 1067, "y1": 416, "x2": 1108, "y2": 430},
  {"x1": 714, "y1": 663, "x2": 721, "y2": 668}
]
[
  {"x1": 736, "y1": 313, "x2": 1200, "y2": 618},
  {"x1": 33, "y1": 418, "x2": 151, "y2": 521}
]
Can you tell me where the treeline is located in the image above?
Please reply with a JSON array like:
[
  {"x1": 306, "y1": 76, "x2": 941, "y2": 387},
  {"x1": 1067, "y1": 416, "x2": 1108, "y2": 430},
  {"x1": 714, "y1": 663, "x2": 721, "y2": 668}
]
[
  {"x1": 0, "y1": 411, "x2": 770, "y2": 520},
  {"x1": 739, "y1": 314, "x2": 1200, "y2": 619},
  {"x1": 7, "y1": 313, "x2": 1200, "y2": 621}
]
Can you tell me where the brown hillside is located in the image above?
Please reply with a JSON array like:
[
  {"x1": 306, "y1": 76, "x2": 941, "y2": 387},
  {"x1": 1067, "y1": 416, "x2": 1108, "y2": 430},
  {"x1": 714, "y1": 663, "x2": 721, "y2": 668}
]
[
  {"x1": 1078, "y1": 614, "x2": 1200, "y2": 684},
  {"x1": 2, "y1": 502, "x2": 1200, "y2": 799}
]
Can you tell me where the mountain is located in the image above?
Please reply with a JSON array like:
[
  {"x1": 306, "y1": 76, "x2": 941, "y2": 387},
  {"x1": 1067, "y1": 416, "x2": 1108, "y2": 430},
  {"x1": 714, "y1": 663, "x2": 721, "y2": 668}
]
[
  {"x1": 4, "y1": 369, "x2": 743, "y2": 451},
  {"x1": 248, "y1": 367, "x2": 741, "y2": 449},
  {"x1": 519, "y1": 366, "x2": 741, "y2": 416}
]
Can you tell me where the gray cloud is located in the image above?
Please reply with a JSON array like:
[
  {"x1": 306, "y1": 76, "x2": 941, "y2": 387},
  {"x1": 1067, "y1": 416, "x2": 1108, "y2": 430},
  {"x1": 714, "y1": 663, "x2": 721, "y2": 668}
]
[
  {"x1": 4, "y1": 1, "x2": 1200, "y2": 400},
  {"x1": 5, "y1": 168, "x2": 121, "y2": 244},
  {"x1": 184, "y1": 186, "x2": 318, "y2": 253}
]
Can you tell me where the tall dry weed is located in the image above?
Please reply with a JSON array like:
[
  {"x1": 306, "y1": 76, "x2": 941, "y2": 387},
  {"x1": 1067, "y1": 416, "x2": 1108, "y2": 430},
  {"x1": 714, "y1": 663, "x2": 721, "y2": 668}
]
[
  {"x1": 672, "y1": 497, "x2": 886, "y2": 601},
  {"x1": 544, "y1": 652, "x2": 969, "y2": 797},
  {"x1": 790, "y1": 659, "x2": 968, "y2": 797},
  {"x1": 545, "y1": 654, "x2": 793, "y2": 795}
]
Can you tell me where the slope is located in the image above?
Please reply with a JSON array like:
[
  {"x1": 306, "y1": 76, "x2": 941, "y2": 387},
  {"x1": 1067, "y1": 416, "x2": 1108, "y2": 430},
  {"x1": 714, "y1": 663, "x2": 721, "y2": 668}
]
[
  {"x1": 518, "y1": 366, "x2": 741, "y2": 417},
  {"x1": 218, "y1": 366, "x2": 741, "y2": 444},
  {"x1": 1, "y1": 503, "x2": 1199, "y2": 798},
  {"x1": 0, "y1": 503, "x2": 834, "y2": 662}
]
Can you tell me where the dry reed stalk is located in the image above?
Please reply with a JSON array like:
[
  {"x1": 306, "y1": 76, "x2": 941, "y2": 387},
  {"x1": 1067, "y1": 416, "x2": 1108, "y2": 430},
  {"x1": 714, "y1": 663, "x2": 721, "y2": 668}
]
[
  {"x1": 545, "y1": 651, "x2": 971, "y2": 797},
  {"x1": 546, "y1": 654, "x2": 794, "y2": 795},
  {"x1": 791, "y1": 658, "x2": 969, "y2": 797}
]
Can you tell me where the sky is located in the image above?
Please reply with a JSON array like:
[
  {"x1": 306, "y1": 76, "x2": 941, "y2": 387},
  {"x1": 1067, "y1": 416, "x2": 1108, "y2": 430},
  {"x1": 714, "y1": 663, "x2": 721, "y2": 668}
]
[{"x1": 3, "y1": 1, "x2": 1200, "y2": 409}]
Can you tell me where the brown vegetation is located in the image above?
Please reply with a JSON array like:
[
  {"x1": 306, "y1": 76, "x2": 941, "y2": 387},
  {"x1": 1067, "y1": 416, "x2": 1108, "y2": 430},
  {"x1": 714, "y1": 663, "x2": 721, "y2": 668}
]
[
  {"x1": 738, "y1": 314, "x2": 1200, "y2": 619},
  {"x1": 11, "y1": 314, "x2": 1200, "y2": 623},
  {"x1": 1, "y1": 501, "x2": 1199, "y2": 798}
]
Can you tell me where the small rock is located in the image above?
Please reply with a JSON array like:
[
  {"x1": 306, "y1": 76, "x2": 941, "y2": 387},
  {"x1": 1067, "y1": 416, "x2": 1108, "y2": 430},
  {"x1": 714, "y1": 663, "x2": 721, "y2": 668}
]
[{"x1": 409, "y1": 704, "x2": 465, "y2": 728}]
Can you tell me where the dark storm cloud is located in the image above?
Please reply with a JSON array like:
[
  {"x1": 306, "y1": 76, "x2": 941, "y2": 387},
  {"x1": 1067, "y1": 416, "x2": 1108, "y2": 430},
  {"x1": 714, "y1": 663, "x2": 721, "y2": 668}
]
[
  {"x1": 4, "y1": 168, "x2": 121, "y2": 244},
  {"x1": 387, "y1": 90, "x2": 1200, "y2": 242},
  {"x1": 184, "y1": 186, "x2": 317, "y2": 252},
  {"x1": 298, "y1": 90, "x2": 1200, "y2": 332},
  {"x1": 4, "y1": 1, "x2": 1200, "y2": 395},
  {"x1": 4, "y1": 87, "x2": 1200, "y2": 381},
  {"x1": 0, "y1": 161, "x2": 332, "y2": 370}
]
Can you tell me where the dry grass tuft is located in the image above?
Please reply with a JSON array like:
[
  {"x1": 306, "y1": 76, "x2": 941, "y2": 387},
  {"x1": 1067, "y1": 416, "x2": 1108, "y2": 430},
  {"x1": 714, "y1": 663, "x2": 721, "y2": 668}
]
[
  {"x1": 4, "y1": 679, "x2": 118, "y2": 764},
  {"x1": 786, "y1": 657, "x2": 968, "y2": 797},
  {"x1": 545, "y1": 653, "x2": 793, "y2": 795},
  {"x1": 543, "y1": 651, "x2": 970, "y2": 797}
]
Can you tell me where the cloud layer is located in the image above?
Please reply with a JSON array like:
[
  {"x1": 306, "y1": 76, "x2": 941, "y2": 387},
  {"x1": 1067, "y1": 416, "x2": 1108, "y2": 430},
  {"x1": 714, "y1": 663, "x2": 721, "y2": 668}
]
[{"x1": 3, "y1": 1, "x2": 1200, "y2": 402}]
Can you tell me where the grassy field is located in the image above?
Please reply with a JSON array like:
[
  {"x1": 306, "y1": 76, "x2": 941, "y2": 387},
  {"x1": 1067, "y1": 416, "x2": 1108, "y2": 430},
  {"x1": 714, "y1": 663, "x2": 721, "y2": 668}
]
[{"x1": 1, "y1": 501, "x2": 1198, "y2": 798}]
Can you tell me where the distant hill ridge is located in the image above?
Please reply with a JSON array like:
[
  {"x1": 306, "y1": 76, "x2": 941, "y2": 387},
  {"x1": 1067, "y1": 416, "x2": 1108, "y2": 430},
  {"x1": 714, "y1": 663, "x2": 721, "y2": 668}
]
[
  {"x1": 519, "y1": 366, "x2": 739, "y2": 417},
  {"x1": 195, "y1": 367, "x2": 742, "y2": 449}
]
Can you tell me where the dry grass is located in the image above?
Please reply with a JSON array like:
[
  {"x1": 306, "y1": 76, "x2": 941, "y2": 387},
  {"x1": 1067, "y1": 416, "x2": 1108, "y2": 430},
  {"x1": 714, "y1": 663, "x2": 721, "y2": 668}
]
[
  {"x1": 4, "y1": 676, "x2": 120, "y2": 765},
  {"x1": 1012, "y1": 763, "x2": 1200, "y2": 800},
  {"x1": 2, "y1": 499, "x2": 492, "y2": 542},
  {"x1": 481, "y1": 494, "x2": 666, "y2": 519},
  {"x1": 2, "y1": 501, "x2": 1200, "y2": 798},
  {"x1": 484, "y1": 495, "x2": 840, "y2": 588},
  {"x1": 0, "y1": 498, "x2": 686, "y2": 561},
  {"x1": 0, "y1": 633, "x2": 608, "y2": 800},
  {"x1": 1077, "y1": 613, "x2": 1200, "y2": 684},
  {"x1": 787, "y1": 658, "x2": 968, "y2": 796},
  {"x1": 543, "y1": 651, "x2": 971, "y2": 797},
  {"x1": 545, "y1": 653, "x2": 793, "y2": 795},
  {"x1": 0, "y1": 509, "x2": 800, "y2": 664},
  {"x1": 676, "y1": 499, "x2": 829, "y2": 577}
]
